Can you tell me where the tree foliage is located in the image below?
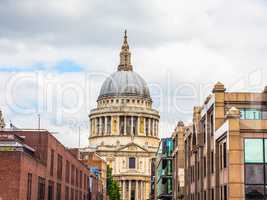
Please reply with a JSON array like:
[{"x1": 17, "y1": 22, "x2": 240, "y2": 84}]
[{"x1": 107, "y1": 165, "x2": 121, "y2": 200}]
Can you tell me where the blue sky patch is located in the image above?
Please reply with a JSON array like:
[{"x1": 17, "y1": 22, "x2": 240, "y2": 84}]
[{"x1": 0, "y1": 59, "x2": 84, "y2": 73}]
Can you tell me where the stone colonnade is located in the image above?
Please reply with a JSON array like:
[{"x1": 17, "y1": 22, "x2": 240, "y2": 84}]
[
  {"x1": 120, "y1": 180, "x2": 147, "y2": 200},
  {"x1": 90, "y1": 115, "x2": 158, "y2": 137}
]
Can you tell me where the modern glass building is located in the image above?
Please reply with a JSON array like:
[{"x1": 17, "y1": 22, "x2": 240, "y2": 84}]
[{"x1": 155, "y1": 138, "x2": 173, "y2": 199}]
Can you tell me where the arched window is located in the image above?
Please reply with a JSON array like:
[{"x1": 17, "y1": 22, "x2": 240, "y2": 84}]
[{"x1": 129, "y1": 157, "x2": 136, "y2": 169}]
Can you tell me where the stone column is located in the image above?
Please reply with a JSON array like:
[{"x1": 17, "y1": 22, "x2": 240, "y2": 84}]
[
  {"x1": 155, "y1": 120, "x2": 158, "y2": 136},
  {"x1": 129, "y1": 180, "x2": 131, "y2": 200},
  {"x1": 135, "y1": 180, "x2": 138, "y2": 200},
  {"x1": 144, "y1": 118, "x2": 146, "y2": 136},
  {"x1": 227, "y1": 107, "x2": 244, "y2": 200},
  {"x1": 116, "y1": 115, "x2": 120, "y2": 135},
  {"x1": 140, "y1": 181, "x2": 143, "y2": 200},
  {"x1": 137, "y1": 117, "x2": 140, "y2": 136},
  {"x1": 122, "y1": 180, "x2": 125, "y2": 200},
  {"x1": 151, "y1": 119, "x2": 154, "y2": 136},
  {"x1": 148, "y1": 118, "x2": 151, "y2": 136},
  {"x1": 212, "y1": 82, "x2": 226, "y2": 130},
  {"x1": 143, "y1": 181, "x2": 146, "y2": 200},
  {"x1": 124, "y1": 116, "x2": 127, "y2": 135}
]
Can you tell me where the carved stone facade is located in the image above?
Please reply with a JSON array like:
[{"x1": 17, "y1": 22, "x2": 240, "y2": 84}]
[{"x1": 88, "y1": 31, "x2": 160, "y2": 200}]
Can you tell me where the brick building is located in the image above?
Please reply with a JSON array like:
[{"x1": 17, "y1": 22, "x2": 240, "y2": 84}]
[
  {"x1": 182, "y1": 82, "x2": 267, "y2": 200},
  {"x1": 79, "y1": 149, "x2": 107, "y2": 200},
  {"x1": 0, "y1": 129, "x2": 101, "y2": 200},
  {"x1": 172, "y1": 121, "x2": 188, "y2": 200}
]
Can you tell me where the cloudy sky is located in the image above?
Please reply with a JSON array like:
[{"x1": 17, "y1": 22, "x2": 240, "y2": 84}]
[{"x1": 0, "y1": 0, "x2": 267, "y2": 147}]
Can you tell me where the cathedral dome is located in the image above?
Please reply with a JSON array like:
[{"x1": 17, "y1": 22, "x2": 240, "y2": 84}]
[
  {"x1": 98, "y1": 30, "x2": 151, "y2": 101},
  {"x1": 98, "y1": 70, "x2": 151, "y2": 100}
]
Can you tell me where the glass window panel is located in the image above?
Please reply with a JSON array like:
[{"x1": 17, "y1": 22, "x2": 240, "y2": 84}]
[
  {"x1": 244, "y1": 139, "x2": 263, "y2": 163},
  {"x1": 240, "y1": 109, "x2": 245, "y2": 119},
  {"x1": 245, "y1": 164, "x2": 264, "y2": 184},
  {"x1": 240, "y1": 109, "x2": 262, "y2": 120},
  {"x1": 264, "y1": 140, "x2": 267, "y2": 163},
  {"x1": 245, "y1": 185, "x2": 264, "y2": 200}
]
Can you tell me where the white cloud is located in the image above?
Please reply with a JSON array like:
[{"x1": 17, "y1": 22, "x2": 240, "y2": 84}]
[{"x1": 1, "y1": 0, "x2": 267, "y2": 146}]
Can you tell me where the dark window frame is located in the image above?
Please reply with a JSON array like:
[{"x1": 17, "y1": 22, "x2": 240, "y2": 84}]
[
  {"x1": 27, "y1": 173, "x2": 32, "y2": 200},
  {"x1": 244, "y1": 138, "x2": 267, "y2": 199},
  {"x1": 129, "y1": 157, "x2": 136, "y2": 169}
]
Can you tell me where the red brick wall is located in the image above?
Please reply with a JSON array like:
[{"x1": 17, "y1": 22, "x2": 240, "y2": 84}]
[
  {"x1": 0, "y1": 130, "x2": 101, "y2": 200},
  {"x1": 0, "y1": 152, "x2": 21, "y2": 200},
  {"x1": 19, "y1": 152, "x2": 47, "y2": 200}
]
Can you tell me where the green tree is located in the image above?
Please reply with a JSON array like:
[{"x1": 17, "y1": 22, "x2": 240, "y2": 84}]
[{"x1": 107, "y1": 165, "x2": 121, "y2": 200}]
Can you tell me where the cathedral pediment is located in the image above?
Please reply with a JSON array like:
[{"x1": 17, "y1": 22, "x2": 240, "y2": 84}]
[{"x1": 116, "y1": 142, "x2": 148, "y2": 152}]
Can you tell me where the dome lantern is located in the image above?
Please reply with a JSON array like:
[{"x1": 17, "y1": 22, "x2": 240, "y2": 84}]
[{"x1": 118, "y1": 30, "x2": 133, "y2": 71}]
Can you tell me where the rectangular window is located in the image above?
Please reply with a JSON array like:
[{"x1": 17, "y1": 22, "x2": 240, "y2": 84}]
[
  {"x1": 220, "y1": 144, "x2": 223, "y2": 169},
  {"x1": 220, "y1": 186, "x2": 223, "y2": 200},
  {"x1": 66, "y1": 160, "x2": 70, "y2": 183},
  {"x1": 198, "y1": 162, "x2": 200, "y2": 180},
  {"x1": 244, "y1": 138, "x2": 266, "y2": 200},
  {"x1": 211, "y1": 151, "x2": 214, "y2": 173},
  {"x1": 245, "y1": 164, "x2": 264, "y2": 184},
  {"x1": 80, "y1": 171, "x2": 83, "y2": 188},
  {"x1": 56, "y1": 183, "x2": 61, "y2": 200},
  {"x1": 210, "y1": 114, "x2": 214, "y2": 136},
  {"x1": 264, "y1": 139, "x2": 267, "y2": 162},
  {"x1": 57, "y1": 154, "x2": 63, "y2": 180},
  {"x1": 240, "y1": 108, "x2": 262, "y2": 120},
  {"x1": 84, "y1": 174, "x2": 87, "y2": 190},
  {"x1": 48, "y1": 180, "x2": 54, "y2": 200},
  {"x1": 75, "y1": 190, "x2": 78, "y2": 200},
  {"x1": 65, "y1": 186, "x2": 69, "y2": 200},
  {"x1": 223, "y1": 142, "x2": 227, "y2": 168},
  {"x1": 76, "y1": 168, "x2": 79, "y2": 186},
  {"x1": 192, "y1": 165, "x2": 195, "y2": 182},
  {"x1": 71, "y1": 188, "x2": 74, "y2": 200},
  {"x1": 27, "y1": 173, "x2": 32, "y2": 200},
  {"x1": 50, "y1": 149, "x2": 54, "y2": 176},
  {"x1": 224, "y1": 185, "x2": 227, "y2": 200},
  {"x1": 71, "y1": 165, "x2": 75, "y2": 185},
  {"x1": 204, "y1": 156, "x2": 206, "y2": 177},
  {"x1": 37, "y1": 177, "x2": 46, "y2": 200},
  {"x1": 129, "y1": 157, "x2": 136, "y2": 169},
  {"x1": 211, "y1": 188, "x2": 214, "y2": 200},
  {"x1": 245, "y1": 139, "x2": 264, "y2": 163},
  {"x1": 245, "y1": 185, "x2": 264, "y2": 199}
]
